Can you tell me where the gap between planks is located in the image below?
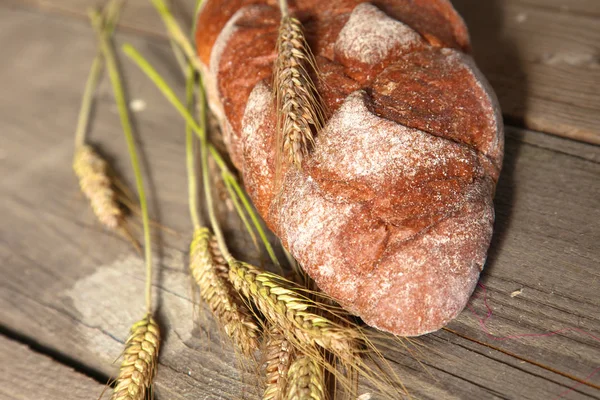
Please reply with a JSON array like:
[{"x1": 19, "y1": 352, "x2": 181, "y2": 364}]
[{"x1": 0, "y1": 334, "x2": 110, "y2": 400}]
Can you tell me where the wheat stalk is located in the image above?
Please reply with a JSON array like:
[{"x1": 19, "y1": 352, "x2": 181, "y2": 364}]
[
  {"x1": 263, "y1": 326, "x2": 295, "y2": 400},
  {"x1": 74, "y1": 0, "x2": 122, "y2": 150},
  {"x1": 228, "y1": 261, "x2": 357, "y2": 360},
  {"x1": 190, "y1": 227, "x2": 260, "y2": 356},
  {"x1": 89, "y1": 5, "x2": 163, "y2": 398},
  {"x1": 74, "y1": 2, "x2": 140, "y2": 253},
  {"x1": 150, "y1": 0, "x2": 204, "y2": 73},
  {"x1": 275, "y1": 10, "x2": 323, "y2": 168},
  {"x1": 285, "y1": 355, "x2": 326, "y2": 400},
  {"x1": 111, "y1": 315, "x2": 160, "y2": 400}
]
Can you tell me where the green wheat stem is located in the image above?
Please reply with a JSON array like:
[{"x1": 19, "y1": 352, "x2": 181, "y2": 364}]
[
  {"x1": 222, "y1": 170, "x2": 280, "y2": 268},
  {"x1": 197, "y1": 80, "x2": 233, "y2": 264},
  {"x1": 92, "y1": 14, "x2": 153, "y2": 313},
  {"x1": 165, "y1": 0, "x2": 204, "y2": 79},
  {"x1": 223, "y1": 175, "x2": 259, "y2": 249},
  {"x1": 170, "y1": 39, "x2": 189, "y2": 77},
  {"x1": 123, "y1": 45, "x2": 203, "y2": 137},
  {"x1": 74, "y1": 55, "x2": 103, "y2": 149},
  {"x1": 74, "y1": 1, "x2": 123, "y2": 149},
  {"x1": 192, "y1": 0, "x2": 204, "y2": 35},
  {"x1": 185, "y1": 66, "x2": 201, "y2": 230},
  {"x1": 210, "y1": 148, "x2": 280, "y2": 267},
  {"x1": 149, "y1": 0, "x2": 203, "y2": 73}
]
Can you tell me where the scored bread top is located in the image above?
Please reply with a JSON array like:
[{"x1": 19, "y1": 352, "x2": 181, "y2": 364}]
[{"x1": 196, "y1": 0, "x2": 503, "y2": 336}]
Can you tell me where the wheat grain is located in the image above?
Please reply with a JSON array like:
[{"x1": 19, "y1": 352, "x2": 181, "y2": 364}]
[
  {"x1": 190, "y1": 227, "x2": 260, "y2": 356},
  {"x1": 111, "y1": 315, "x2": 160, "y2": 400},
  {"x1": 275, "y1": 16, "x2": 323, "y2": 168},
  {"x1": 285, "y1": 355, "x2": 326, "y2": 400},
  {"x1": 228, "y1": 261, "x2": 357, "y2": 359},
  {"x1": 263, "y1": 326, "x2": 295, "y2": 400}
]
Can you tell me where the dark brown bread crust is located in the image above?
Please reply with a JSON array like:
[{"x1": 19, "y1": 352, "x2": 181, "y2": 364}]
[{"x1": 196, "y1": 0, "x2": 503, "y2": 336}]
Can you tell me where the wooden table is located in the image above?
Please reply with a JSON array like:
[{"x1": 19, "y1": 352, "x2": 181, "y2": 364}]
[{"x1": 1, "y1": 1, "x2": 598, "y2": 399}]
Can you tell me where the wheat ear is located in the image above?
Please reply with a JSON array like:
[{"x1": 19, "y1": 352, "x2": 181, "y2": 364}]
[
  {"x1": 285, "y1": 355, "x2": 326, "y2": 400},
  {"x1": 190, "y1": 227, "x2": 260, "y2": 356},
  {"x1": 275, "y1": 8, "x2": 323, "y2": 168},
  {"x1": 74, "y1": 137, "x2": 141, "y2": 253},
  {"x1": 263, "y1": 326, "x2": 295, "y2": 400},
  {"x1": 74, "y1": 145, "x2": 121, "y2": 229},
  {"x1": 228, "y1": 261, "x2": 357, "y2": 359},
  {"x1": 111, "y1": 315, "x2": 160, "y2": 400}
]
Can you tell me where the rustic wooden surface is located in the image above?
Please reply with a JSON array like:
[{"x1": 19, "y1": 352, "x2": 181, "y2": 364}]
[
  {"x1": 0, "y1": 336, "x2": 109, "y2": 400},
  {"x1": 0, "y1": 1, "x2": 598, "y2": 400},
  {"x1": 453, "y1": 0, "x2": 600, "y2": 144}
]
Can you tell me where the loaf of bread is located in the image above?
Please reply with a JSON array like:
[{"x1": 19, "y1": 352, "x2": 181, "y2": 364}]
[{"x1": 196, "y1": 0, "x2": 503, "y2": 336}]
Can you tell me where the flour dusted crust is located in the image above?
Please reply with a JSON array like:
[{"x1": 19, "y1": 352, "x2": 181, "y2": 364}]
[
  {"x1": 196, "y1": 0, "x2": 503, "y2": 336},
  {"x1": 334, "y1": 3, "x2": 426, "y2": 82}
]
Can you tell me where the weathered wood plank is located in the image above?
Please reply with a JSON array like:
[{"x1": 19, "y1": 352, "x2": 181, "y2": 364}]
[
  {"x1": 514, "y1": 0, "x2": 600, "y2": 17},
  {"x1": 453, "y1": 0, "x2": 600, "y2": 144},
  {"x1": 6, "y1": 0, "x2": 600, "y2": 145},
  {"x1": 508, "y1": 126, "x2": 600, "y2": 163},
  {"x1": 0, "y1": 335, "x2": 109, "y2": 400},
  {"x1": 0, "y1": 5, "x2": 599, "y2": 400},
  {"x1": 442, "y1": 126, "x2": 600, "y2": 397},
  {"x1": 2, "y1": 0, "x2": 195, "y2": 38}
]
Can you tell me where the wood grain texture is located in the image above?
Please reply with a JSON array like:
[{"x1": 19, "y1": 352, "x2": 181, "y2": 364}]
[
  {"x1": 514, "y1": 0, "x2": 600, "y2": 17},
  {"x1": 0, "y1": 335, "x2": 109, "y2": 400},
  {"x1": 0, "y1": 4, "x2": 598, "y2": 400},
  {"x1": 1, "y1": 0, "x2": 195, "y2": 38},
  {"x1": 453, "y1": 0, "x2": 600, "y2": 144}
]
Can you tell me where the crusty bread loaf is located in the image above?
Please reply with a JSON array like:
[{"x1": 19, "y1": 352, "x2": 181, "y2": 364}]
[{"x1": 196, "y1": 0, "x2": 503, "y2": 336}]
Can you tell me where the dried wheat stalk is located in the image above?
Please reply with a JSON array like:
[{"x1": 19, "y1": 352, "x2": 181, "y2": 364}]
[
  {"x1": 263, "y1": 326, "x2": 295, "y2": 400},
  {"x1": 190, "y1": 227, "x2": 260, "y2": 356},
  {"x1": 275, "y1": 15, "x2": 323, "y2": 168},
  {"x1": 285, "y1": 355, "x2": 326, "y2": 400},
  {"x1": 228, "y1": 260, "x2": 358, "y2": 359},
  {"x1": 111, "y1": 315, "x2": 160, "y2": 400}
]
